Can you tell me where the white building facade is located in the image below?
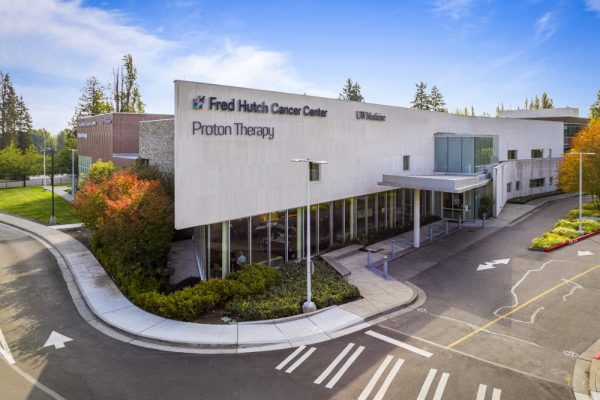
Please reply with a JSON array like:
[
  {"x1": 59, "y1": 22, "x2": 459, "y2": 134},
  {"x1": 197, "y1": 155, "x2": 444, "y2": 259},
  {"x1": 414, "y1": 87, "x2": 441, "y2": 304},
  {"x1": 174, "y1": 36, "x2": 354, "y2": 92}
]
[{"x1": 171, "y1": 81, "x2": 563, "y2": 279}]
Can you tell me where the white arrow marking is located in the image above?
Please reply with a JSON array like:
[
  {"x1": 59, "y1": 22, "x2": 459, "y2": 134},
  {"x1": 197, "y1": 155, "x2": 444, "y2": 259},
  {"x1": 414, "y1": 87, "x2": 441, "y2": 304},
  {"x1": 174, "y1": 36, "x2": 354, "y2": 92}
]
[
  {"x1": 477, "y1": 262, "x2": 496, "y2": 271},
  {"x1": 492, "y1": 258, "x2": 510, "y2": 264},
  {"x1": 0, "y1": 328, "x2": 15, "y2": 365},
  {"x1": 578, "y1": 250, "x2": 594, "y2": 256},
  {"x1": 43, "y1": 331, "x2": 73, "y2": 350}
]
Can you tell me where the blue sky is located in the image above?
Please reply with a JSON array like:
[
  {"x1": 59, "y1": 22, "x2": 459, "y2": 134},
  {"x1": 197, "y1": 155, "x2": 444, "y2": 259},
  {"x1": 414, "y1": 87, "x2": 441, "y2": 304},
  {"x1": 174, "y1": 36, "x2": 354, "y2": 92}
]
[{"x1": 1, "y1": 0, "x2": 599, "y2": 134}]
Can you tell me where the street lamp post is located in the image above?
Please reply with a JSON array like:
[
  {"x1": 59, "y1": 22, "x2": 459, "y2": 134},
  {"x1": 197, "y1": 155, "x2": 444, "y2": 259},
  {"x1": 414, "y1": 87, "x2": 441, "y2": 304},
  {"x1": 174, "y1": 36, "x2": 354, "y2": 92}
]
[
  {"x1": 563, "y1": 152, "x2": 596, "y2": 234},
  {"x1": 292, "y1": 158, "x2": 327, "y2": 313},
  {"x1": 71, "y1": 149, "x2": 78, "y2": 195},
  {"x1": 43, "y1": 138, "x2": 46, "y2": 187},
  {"x1": 43, "y1": 148, "x2": 56, "y2": 225}
]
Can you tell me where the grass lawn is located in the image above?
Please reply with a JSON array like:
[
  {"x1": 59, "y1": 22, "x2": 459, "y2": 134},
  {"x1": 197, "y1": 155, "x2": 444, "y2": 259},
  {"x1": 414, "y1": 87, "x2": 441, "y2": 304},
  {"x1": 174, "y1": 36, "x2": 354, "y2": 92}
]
[{"x1": 0, "y1": 186, "x2": 80, "y2": 225}]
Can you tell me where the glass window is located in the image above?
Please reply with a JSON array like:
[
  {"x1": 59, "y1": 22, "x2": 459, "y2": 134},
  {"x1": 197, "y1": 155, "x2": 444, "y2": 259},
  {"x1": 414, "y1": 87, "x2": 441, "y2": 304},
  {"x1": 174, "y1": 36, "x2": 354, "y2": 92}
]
[
  {"x1": 310, "y1": 204, "x2": 317, "y2": 255},
  {"x1": 367, "y1": 194, "x2": 377, "y2": 234},
  {"x1": 287, "y1": 208, "x2": 302, "y2": 261},
  {"x1": 515, "y1": 181, "x2": 521, "y2": 191},
  {"x1": 531, "y1": 149, "x2": 543, "y2": 159},
  {"x1": 251, "y1": 214, "x2": 269, "y2": 264},
  {"x1": 78, "y1": 156, "x2": 92, "y2": 177},
  {"x1": 448, "y1": 137, "x2": 462, "y2": 173},
  {"x1": 507, "y1": 150, "x2": 517, "y2": 160},
  {"x1": 475, "y1": 137, "x2": 494, "y2": 170},
  {"x1": 434, "y1": 137, "x2": 448, "y2": 172},
  {"x1": 529, "y1": 178, "x2": 545, "y2": 188},
  {"x1": 461, "y1": 137, "x2": 474, "y2": 173},
  {"x1": 403, "y1": 155, "x2": 410, "y2": 171},
  {"x1": 378, "y1": 192, "x2": 387, "y2": 230},
  {"x1": 270, "y1": 211, "x2": 286, "y2": 266},
  {"x1": 549, "y1": 176, "x2": 554, "y2": 186},
  {"x1": 346, "y1": 197, "x2": 355, "y2": 240},
  {"x1": 209, "y1": 223, "x2": 224, "y2": 279},
  {"x1": 506, "y1": 182, "x2": 512, "y2": 193},
  {"x1": 230, "y1": 218, "x2": 249, "y2": 272},
  {"x1": 357, "y1": 195, "x2": 367, "y2": 237},
  {"x1": 332, "y1": 200, "x2": 345, "y2": 245},
  {"x1": 309, "y1": 162, "x2": 320, "y2": 181},
  {"x1": 318, "y1": 203, "x2": 330, "y2": 252}
]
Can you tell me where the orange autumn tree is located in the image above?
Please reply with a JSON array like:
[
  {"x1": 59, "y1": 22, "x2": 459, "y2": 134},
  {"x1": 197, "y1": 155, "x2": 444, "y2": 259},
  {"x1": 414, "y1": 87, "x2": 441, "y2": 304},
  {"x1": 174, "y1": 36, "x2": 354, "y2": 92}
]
[
  {"x1": 558, "y1": 120, "x2": 600, "y2": 207},
  {"x1": 73, "y1": 169, "x2": 173, "y2": 274}
]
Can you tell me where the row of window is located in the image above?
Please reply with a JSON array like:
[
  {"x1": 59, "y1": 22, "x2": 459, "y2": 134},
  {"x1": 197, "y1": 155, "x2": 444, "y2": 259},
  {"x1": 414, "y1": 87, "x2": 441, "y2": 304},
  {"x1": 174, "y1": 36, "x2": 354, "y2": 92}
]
[
  {"x1": 507, "y1": 148, "x2": 552, "y2": 160},
  {"x1": 506, "y1": 177, "x2": 553, "y2": 192}
]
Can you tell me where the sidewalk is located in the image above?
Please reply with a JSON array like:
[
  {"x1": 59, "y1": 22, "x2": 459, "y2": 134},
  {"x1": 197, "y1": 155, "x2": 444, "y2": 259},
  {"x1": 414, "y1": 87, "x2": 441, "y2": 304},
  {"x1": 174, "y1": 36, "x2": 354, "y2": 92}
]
[
  {"x1": 573, "y1": 339, "x2": 600, "y2": 400},
  {"x1": 42, "y1": 185, "x2": 74, "y2": 202}
]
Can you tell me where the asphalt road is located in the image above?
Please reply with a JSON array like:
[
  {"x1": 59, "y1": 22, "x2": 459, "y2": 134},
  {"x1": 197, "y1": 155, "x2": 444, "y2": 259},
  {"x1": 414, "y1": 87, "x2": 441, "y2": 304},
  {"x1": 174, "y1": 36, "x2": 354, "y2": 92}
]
[{"x1": 0, "y1": 196, "x2": 598, "y2": 399}]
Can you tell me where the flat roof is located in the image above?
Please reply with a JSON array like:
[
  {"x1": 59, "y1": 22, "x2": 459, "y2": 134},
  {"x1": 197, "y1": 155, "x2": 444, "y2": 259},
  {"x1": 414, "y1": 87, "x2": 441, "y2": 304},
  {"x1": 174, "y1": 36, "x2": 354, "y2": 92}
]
[{"x1": 379, "y1": 174, "x2": 490, "y2": 193}]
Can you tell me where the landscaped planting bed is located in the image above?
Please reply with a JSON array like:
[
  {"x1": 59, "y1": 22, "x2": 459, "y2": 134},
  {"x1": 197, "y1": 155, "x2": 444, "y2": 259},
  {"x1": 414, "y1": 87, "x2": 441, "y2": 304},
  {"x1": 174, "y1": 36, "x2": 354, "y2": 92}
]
[{"x1": 530, "y1": 203, "x2": 600, "y2": 250}]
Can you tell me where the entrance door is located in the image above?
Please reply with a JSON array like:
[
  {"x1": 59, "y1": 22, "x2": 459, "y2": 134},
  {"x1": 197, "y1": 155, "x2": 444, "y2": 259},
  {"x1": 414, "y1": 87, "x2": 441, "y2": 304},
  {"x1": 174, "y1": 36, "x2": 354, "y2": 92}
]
[{"x1": 442, "y1": 193, "x2": 464, "y2": 221}]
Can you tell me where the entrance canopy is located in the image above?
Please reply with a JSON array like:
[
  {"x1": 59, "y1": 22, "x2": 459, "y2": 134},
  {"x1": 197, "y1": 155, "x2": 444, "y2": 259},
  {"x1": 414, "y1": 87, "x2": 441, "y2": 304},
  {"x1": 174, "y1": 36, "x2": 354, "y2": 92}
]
[{"x1": 379, "y1": 173, "x2": 490, "y2": 193}]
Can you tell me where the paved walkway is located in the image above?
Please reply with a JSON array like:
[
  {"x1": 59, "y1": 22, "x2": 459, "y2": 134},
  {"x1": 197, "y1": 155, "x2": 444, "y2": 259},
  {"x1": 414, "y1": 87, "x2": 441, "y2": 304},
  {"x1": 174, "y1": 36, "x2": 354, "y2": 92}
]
[{"x1": 42, "y1": 185, "x2": 74, "y2": 202}]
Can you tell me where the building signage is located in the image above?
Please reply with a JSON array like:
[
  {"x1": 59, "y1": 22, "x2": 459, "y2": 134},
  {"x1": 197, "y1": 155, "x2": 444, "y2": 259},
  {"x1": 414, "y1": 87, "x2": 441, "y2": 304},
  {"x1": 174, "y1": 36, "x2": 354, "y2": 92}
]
[
  {"x1": 101, "y1": 116, "x2": 112, "y2": 124},
  {"x1": 77, "y1": 133, "x2": 88, "y2": 139},
  {"x1": 78, "y1": 120, "x2": 97, "y2": 127},
  {"x1": 192, "y1": 121, "x2": 274, "y2": 140},
  {"x1": 193, "y1": 96, "x2": 327, "y2": 117},
  {"x1": 356, "y1": 111, "x2": 386, "y2": 121}
]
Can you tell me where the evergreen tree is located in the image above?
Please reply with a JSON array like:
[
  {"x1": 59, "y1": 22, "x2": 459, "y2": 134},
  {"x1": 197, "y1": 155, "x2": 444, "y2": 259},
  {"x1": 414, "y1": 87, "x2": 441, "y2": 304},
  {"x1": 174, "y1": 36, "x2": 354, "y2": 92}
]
[
  {"x1": 70, "y1": 76, "x2": 113, "y2": 131},
  {"x1": 590, "y1": 89, "x2": 600, "y2": 120},
  {"x1": 429, "y1": 85, "x2": 446, "y2": 112},
  {"x1": 541, "y1": 92, "x2": 554, "y2": 109},
  {"x1": 524, "y1": 97, "x2": 528, "y2": 110},
  {"x1": 470, "y1": 106, "x2": 475, "y2": 116},
  {"x1": 495, "y1": 103, "x2": 505, "y2": 117},
  {"x1": 15, "y1": 96, "x2": 33, "y2": 151},
  {"x1": 338, "y1": 78, "x2": 364, "y2": 102},
  {"x1": 112, "y1": 54, "x2": 145, "y2": 112},
  {"x1": 30, "y1": 128, "x2": 54, "y2": 151},
  {"x1": 411, "y1": 82, "x2": 430, "y2": 110},
  {"x1": 532, "y1": 95, "x2": 540, "y2": 110},
  {"x1": 0, "y1": 72, "x2": 18, "y2": 149}
]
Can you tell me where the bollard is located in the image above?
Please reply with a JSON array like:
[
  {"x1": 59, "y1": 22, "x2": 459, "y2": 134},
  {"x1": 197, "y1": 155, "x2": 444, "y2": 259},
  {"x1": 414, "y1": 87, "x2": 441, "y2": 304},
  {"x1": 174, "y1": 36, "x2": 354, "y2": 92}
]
[
  {"x1": 445, "y1": 220, "x2": 449, "y2": 235},
  {"x1": 429, "y1": 226, "x2": 433, "y2": 242},
  {"x1": 391, "y1": 240, "x2": 397, "y2": 258},
  {"x1": 458, "y1": 216, "x2": 462, "y2": 229},
  {"x1": 367, "y1": 249, "x2": 372, "y2": 268},
  {"x1": 383, "y1": 256, "x2": 388, "y2": 279},
  {"x1": 482, "y1": 216, "x2": 485, "y2": 228}
]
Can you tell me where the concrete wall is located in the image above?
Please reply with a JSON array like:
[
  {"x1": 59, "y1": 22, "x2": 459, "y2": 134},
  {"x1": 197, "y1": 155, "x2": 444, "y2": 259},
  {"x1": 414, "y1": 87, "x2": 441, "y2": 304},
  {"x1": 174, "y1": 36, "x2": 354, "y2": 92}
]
[
  {"x1": 174, "y1": 81, "x2": 564, "y2": 230},
  {"x1": 493, "y1": 158, "x2": 560, "y2": 215},
  {"x1": 139, "y1": 119, "x2": 175, "y2": 174}
]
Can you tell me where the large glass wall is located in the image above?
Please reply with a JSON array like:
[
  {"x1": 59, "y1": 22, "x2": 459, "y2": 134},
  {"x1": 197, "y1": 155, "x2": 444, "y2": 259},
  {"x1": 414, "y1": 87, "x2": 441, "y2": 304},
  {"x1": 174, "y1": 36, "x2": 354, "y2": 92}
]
[
  {"x1": 195, "y1": 189, "x2": 444, "y2": 279},
  {"x1": 435, "y1": 135, "x2": 497, "y2": 173}
]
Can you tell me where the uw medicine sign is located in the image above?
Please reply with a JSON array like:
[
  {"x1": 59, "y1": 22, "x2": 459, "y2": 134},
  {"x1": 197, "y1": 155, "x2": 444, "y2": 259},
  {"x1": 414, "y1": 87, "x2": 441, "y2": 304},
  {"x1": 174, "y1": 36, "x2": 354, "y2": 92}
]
[{"x1": 190, "y1": 95, "x2": 328, "y2": 140}]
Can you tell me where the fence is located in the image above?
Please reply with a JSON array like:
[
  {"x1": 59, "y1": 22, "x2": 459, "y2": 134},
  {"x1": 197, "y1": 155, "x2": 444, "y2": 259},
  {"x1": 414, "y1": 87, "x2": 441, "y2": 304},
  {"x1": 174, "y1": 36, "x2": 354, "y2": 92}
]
[{"x1": 0, "y1": 175, "x2": 74, "y2": 189}]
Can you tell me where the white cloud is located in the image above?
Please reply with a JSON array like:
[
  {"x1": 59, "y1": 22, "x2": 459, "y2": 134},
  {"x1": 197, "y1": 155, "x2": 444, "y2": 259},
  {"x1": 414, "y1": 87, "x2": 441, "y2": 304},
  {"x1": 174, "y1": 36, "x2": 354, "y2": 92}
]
[
  {"x1": 434, "y1": 0, "x2": 474, "y2": 19},
  {"x1": 0, "y1": 0, "x2": 331, "y2": 133},
  {"x1": 534, "y1": 12, "x2": 557, "y2": 42},
  {"x1": 585, "y1": 0, "x2": 600, "y2": 14}
]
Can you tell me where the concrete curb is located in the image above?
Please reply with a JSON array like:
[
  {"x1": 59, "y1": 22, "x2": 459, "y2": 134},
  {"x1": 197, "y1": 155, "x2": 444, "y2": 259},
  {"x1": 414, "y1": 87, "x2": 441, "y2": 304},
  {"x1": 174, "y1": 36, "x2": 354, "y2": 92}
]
[
  {"x1": 507, "y1": 193, "x2": 579, "y2": 226},
  {"x1": 573, "y1": 338, "x2": 600, "y2": 399},
  {"x1": 0, "y1": 213, "x2": 421, "y2": 354}
]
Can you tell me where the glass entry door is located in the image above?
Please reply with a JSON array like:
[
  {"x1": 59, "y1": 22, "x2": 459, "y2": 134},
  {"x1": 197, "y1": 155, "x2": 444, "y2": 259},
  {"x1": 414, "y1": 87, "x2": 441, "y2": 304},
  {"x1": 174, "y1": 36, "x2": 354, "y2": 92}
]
[{"x1": 442, "y1": 193, "x2": 465, "y2": 221}]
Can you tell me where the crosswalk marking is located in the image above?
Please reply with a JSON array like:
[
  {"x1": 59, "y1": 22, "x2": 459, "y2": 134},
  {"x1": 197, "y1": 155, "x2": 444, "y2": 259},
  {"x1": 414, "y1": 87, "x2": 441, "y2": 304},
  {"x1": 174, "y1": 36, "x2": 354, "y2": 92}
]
[
  {"x1": 315, "y1": 343, "x2": 355, "y2": 385},
  {"x1": 417, "y1": 368, "x2": 438, "y2": 400},
  {"x1": 357, "y1": 355, "x2": 393, "y2": 400},
  {"x1": 365, "y1": 330, "x2": 433, "y2": 358},
  {"x1": 373, "y1": 358, "x2": 404, "y2": 400},
  {"x1": 476, "y1": 384, "x2": 487, "y2": 400},
  {"x1": 325, "y1": 345, "x2": 365, "y2": 389},
  {"x1": 432, "y1": 372, "x2": 449, "y2": 400},
  {"x1": 285, "y1": 347, "x2": 316, "y2": 373},
  {"x1": 491, "y1": 388, "x2": 501, "y2": 400},
  {"x1": 276, "y1": 346, "x2": 306, "y2": 370}
]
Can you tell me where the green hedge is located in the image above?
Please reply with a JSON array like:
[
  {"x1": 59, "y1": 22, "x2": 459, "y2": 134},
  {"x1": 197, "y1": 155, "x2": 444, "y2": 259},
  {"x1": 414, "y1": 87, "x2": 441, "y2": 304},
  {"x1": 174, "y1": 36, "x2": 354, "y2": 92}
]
[
  {"x1": 225, "y1": 260, "x2": 361, "y2": 321},
  {"x1": 530, "y1": 207, "x2": 600, "y2": 249}
]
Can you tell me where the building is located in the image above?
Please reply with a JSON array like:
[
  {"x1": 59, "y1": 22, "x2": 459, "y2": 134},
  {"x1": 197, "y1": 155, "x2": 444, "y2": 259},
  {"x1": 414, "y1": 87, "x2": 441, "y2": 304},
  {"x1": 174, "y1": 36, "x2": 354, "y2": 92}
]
[
  {"x1": 139, "y1": 81, "x2": 563, "y2": 280},
  {"x1": 76, "y1": 112, "x2": 173, "y2": 176},
  {"x1": 498, "y1": 108, "x2": 588, "y2": 152}
]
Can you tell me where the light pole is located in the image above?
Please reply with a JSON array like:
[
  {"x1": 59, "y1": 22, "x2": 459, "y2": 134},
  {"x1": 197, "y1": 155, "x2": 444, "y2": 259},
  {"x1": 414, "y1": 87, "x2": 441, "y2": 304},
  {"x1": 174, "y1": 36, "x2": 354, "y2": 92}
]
[
  {"x1": 43, "y1": 148, "x2": 56, "y2": 225},
  {"x1": 292, "y1": 158, "x2": 327, "y2": 313},
  {"x1": 71, "y1": 148, "x2": 77, "y2": 195},
  {"x1": 563, "y1": 152, "x2": 596, "y2": 234},
  {"x1": 43, "y1": 138, "x2": 46, "y2": 187}
]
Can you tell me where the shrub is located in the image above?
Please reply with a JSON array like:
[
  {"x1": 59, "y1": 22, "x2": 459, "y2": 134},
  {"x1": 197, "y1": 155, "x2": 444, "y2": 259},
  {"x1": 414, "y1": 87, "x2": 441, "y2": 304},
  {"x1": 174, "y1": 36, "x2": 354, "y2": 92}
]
[
  {"x1": 566, "y1": 209, "x2": 600, "y2": 219},
  {"x1": 550, "y1": 226, "x2": 580, "y2": 239},
  {"x1": 531, "y1": 233, "x2": 569, "y2": 249},
  {"x1": 84, "y1": 160, "x2": 116, "y2": 185}
]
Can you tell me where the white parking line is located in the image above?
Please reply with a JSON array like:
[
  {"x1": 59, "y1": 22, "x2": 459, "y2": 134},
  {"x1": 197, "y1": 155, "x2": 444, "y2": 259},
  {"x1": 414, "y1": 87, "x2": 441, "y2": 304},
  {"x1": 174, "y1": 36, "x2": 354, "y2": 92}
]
[
  {"x1": 417, "y1": 368, "x2": 438, "y2": 400},
  {"x1": 285, "y1": 347, "x2": 316, "y2": 373},
  {"x1": 476, "y1": 384, "x2": 487, "y2": 400},
  {"x1": 276, "y1": 346, "x2": 306, "y2": 370},
  {"x1": 491, "y1": 387, "x2": 502, "y2": 400},
  {"x1": 315, "y1": 343, "x2": 355, "y2": 385},
  {"x1": 365, "y1": 330, "x2": 433, "y2": 358},
  {"x1": 373, "y1": 358, "x2": 404, "y2": 400},
  {"x1": 432, "y1": 372, "x2": 449, "y2": 400},
  {"x1": 357, "y1": 355, "x2": 393, "y2": 400},
  {"x1": 0, "y1": 328, "x2": 15, "y2": 365},
  {"x1": 325, "y1": 345, "x2": 365, "y2": 389}
]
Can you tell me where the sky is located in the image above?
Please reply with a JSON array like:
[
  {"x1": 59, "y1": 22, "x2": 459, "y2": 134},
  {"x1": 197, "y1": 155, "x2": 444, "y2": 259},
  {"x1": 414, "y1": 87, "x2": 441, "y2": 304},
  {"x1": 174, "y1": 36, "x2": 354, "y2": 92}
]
[{"x1": 1, "y1": 0, "x2": 599, "y2": 134}]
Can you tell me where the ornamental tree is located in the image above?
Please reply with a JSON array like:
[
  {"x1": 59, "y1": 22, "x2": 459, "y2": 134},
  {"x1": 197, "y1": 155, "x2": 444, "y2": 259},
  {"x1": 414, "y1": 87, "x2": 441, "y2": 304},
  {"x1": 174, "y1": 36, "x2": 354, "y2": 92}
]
[
  {"x1": 590, "y1": 89, "x2": 600, "y2": 121},
  {"x1": 558, "y1": 120, "x2": 600, "y2": 207}
]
